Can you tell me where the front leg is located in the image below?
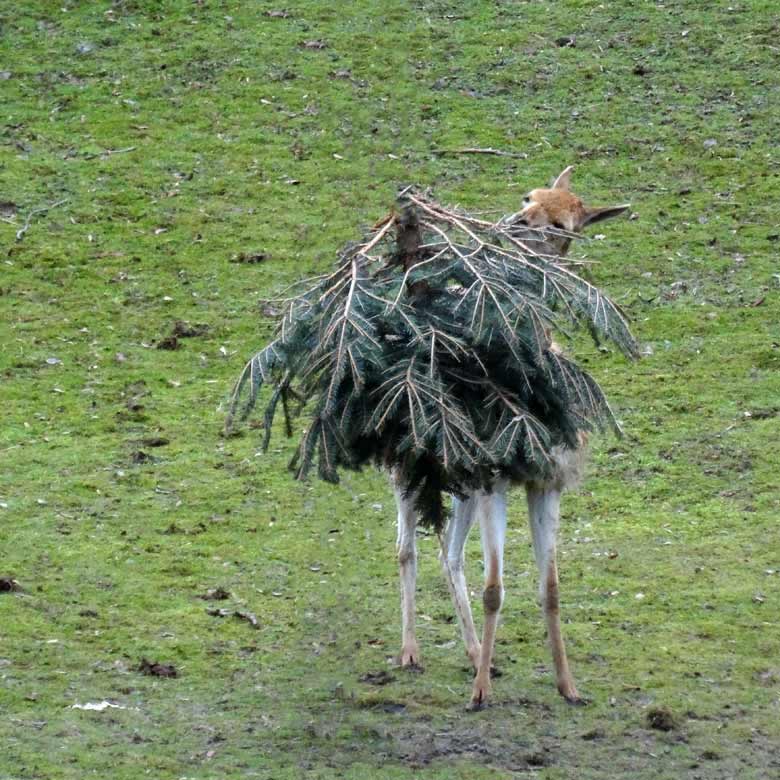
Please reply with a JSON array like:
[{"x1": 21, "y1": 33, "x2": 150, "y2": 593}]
[{"x1": 393, "y1": 479, "x2": 420, "y2": 667}]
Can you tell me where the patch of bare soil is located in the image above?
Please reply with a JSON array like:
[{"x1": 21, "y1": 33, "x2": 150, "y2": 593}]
[
  {"x1": 137, "y1": 658, "x2": 178, "y2": 678},
  {"x1": 646, "y1": 705, "x2": 679, "y2": 731},
  {"x1": 389, "y1": 720, "x2": 552, "y2": 771},
  {"x1": 359, "y1": 670, "x2": 396, "y2": 686}
]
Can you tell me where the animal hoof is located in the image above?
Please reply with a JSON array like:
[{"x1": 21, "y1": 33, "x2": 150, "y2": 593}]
[
  {"x1": 559, "y1": 684, "x2": 587, "y2": 706},
  {"x1": 468, "y1": 679, "x2": 491, "y2": 710},
  {"x1": 399, "y1": 647, "x2": 423, "y2": 670}
]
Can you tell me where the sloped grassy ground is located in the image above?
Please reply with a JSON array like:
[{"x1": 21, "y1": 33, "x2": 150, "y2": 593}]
[{"x1": 1, "y1": 1, "x2": 779, "y2": 778}]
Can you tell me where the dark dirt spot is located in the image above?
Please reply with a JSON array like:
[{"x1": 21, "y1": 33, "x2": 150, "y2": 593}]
[
  {"x1": 130, "y1": 450, "x2": 153, "y2": 464},
  {"x1": 156, "y1": 335, "x2": 180, "y2": 350},
  {"x1": 230, "y1": 251, "x2": 267, "y2": 264},
  {"x1": 200, "y1": 587, "x2": 230, "y2": 601},
  {"x1": 172, "y1": 320, "x2": 209, "y2": 338},
  {"x1": 359, "y1": 670, "x2": 396, "y2": 686},
  {"x1": 376, "y1": 701, "x2": 406, "y2": 713},
  {"x1": 581, "y1": 727, "x2": 605, "y2": 740},
  {"x1": 646, "y1": 705, "x2": 678, "y2": 731},
  {"x1": 78, "y1": 609, "x2": 99, "y2": 618},
  {"x1": 526, "y1": 751, "x2": 550, "y2": 767},
  {"x1": 0, "y1": 577, "x2": 21, "y2": 592},
  {"x1": 163, "y1": 522, "x2": 206, "y2": 535},
  {"x1": 154, "y1": 319, "x2": 207, "y2": 350},
  {"x1": 460, "y1": 663, "x2": 501, "y2": 678},
  {"x1": 748, "y1": 407, "x2": 779, "y2": 420},
  {"x1": 137, "y1": 658, "x2": 177, "y2": 678},
  {"x1": 138, "y1": 436, "x2": 170, "y2": 447}
]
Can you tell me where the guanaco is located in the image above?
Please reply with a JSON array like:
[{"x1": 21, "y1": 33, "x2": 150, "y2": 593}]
[{"x1": 393, "y1": 166, "x2": 629, "y2": 708}]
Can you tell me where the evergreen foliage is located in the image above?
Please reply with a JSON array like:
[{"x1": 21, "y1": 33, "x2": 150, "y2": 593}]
[{"x1": 227, "y1": 188, "x2": 638, "y2": 529}]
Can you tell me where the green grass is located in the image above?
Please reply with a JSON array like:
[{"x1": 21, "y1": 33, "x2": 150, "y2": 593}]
[{"x1": 2, "y1": 1, "x2": 779, "y2": 777}]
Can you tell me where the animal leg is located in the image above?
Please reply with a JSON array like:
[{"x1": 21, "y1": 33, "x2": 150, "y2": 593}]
[
  {"x1": 439, "y1": 494, "x2": 481, "y2": 669},
  {"x1": 526, "y1": 485, "x2": 581, "y2": 703},
  {"x1": 394, "y1": 481, "x2": 420, "y2": 667},
  {"x1": 469, "y1": 485, "x2": 508, "y2": 709}
]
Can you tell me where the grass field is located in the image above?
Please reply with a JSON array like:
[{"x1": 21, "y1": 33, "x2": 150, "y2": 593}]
[{"x1": 1, "y1": 1, "x2": 779, "y2": 778}]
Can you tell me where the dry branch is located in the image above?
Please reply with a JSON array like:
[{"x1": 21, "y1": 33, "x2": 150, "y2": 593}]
[
  {"x1": 15, "y1": 198, "x2": 69, "y2": 242},
  {"x1": 431, "y1": 147, "x2": 528, "y2": 159}
]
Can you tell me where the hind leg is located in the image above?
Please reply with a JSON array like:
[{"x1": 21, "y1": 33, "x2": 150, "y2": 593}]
[
  {"x1": 440, "y1": 494, "x2": 481, "y2": 669},
  {"x1": 470, "y1": 485, "x2": 508, "y2": 709},
  {"x1": 393, "y1": 478, "x2": 420, "y2": 666},
  {"x1": 526, "y1": 485, "x2": 581, "y2": 703}
]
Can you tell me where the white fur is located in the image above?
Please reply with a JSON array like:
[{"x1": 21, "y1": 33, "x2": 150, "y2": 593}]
[
  {"x1": 390, "y1": 451, "x2": 584, "y2": 705},
  {"x1": 440, "y1": 494, "x2": 481, "y2": 664},
  {"x1": 393, "y1": 476, "x2": 419, "y2": 665},
  {"x1": 525, "y1": 485, "x2": 561, "y2": 598}
]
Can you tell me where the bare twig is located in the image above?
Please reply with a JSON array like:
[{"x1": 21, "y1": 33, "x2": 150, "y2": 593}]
[
  {"x1": 15, "y1": 198, "x2": 69, "y2": 242},
  {"x1": 82, "y1": 146, "x2": 137, "y2": 161},
  {"x1": 431, "y1": 147, "x2": 528, "y2": 159}
]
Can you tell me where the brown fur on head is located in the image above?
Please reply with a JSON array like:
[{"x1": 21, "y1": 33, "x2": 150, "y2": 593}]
[{"x1": 517, "y1": 165, "x2": 630, "y2": 255}]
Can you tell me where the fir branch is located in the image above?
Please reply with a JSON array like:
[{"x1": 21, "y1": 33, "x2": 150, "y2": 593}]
[{"x1": 228, "y1": 184, "x2": 637, "y2": 529}]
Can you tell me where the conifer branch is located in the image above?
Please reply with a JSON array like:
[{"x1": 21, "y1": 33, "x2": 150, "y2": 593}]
[{"x1": 228, "y1": 186, "x2": 637, "y2": 528}]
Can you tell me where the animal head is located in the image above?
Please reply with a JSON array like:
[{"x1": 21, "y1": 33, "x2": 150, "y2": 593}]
[{"x1": 516, "y1": 166, "x2": 630, "y2": 255}]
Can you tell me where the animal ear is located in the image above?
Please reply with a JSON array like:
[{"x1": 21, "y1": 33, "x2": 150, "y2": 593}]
[
  {"x1": 551, "y1": 165, "x2": 574, "y2": 191},
  {"x1": 582, "y1": 204, "x2": 630, "y2": 227}
]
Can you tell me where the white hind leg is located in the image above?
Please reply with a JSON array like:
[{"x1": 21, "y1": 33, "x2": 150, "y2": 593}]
[
  {"x1": 393, "y1": 479, "x2": 420, "y2": 666},
  {"x1": 440, "y1": 494, "x2": 481, "y2": 669},
  {"x1": 470, "y1": 484, "x2": 508, "y2": 709}
]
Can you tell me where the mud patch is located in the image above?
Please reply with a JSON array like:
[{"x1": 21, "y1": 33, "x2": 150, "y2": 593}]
[
  {"x1": 137, "y1": 658, "x2": 178, "y2": 678},
  {"x1": 646, "y1": 705, "x2": 678, "y2": 732},
  {"x1": 391, "y1": 720, "x2": 552, "y2": 771},
  {"x1": 199, "y1": 586, "x2": 231, "y2": 601},
  {"x1": 359, "y1": 670, "x2": 396, "y2": 686}
]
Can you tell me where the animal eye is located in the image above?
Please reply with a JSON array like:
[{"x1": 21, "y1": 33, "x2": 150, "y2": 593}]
[{"x1": 522, "y1": 196, "x2": 530, "y2": 205}]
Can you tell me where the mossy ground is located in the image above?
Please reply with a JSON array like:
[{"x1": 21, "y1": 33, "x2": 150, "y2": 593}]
[{"x1": 1, "y1": 1, "x2": 779, "y2": 778}]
